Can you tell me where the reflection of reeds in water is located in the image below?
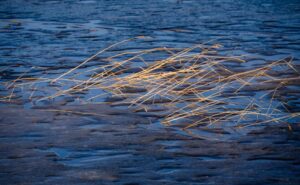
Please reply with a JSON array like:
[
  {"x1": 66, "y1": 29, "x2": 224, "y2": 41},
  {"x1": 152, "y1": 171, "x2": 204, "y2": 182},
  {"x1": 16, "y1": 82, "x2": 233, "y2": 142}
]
[{"x1": 2, "y1": 37, "x2": 300, "y2": 137}]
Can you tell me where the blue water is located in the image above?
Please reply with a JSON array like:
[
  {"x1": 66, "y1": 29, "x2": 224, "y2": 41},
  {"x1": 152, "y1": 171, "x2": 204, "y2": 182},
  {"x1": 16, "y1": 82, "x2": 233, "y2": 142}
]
[
  {"x1": 1, "y1": 0, "x2": 300, "y2": 69},
  {"x1": 0, "y1": 1, "x2": 300, "y2": 184}
]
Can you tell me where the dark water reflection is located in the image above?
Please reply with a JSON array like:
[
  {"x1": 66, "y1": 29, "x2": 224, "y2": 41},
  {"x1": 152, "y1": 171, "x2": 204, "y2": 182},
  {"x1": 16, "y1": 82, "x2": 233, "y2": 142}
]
[
  {"x1": 1, "y1": 0, "x2": 300, "y2": 69},
  {"x1": 0, "y1": 0, "x2": 300, "y2": 184}
]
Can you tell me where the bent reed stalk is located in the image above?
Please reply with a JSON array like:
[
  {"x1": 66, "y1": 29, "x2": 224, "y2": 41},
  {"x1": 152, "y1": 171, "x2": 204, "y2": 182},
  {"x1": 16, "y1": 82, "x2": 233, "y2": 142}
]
[{"x1": 2, "y1": 37, "x2": 300, "y2": 137}]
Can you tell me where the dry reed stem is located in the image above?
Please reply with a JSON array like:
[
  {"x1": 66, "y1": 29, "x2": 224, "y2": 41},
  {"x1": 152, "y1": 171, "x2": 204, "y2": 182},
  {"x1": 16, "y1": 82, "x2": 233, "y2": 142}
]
[{"x1": 2, "y1": 38, "x2": 299, "y2": 137}]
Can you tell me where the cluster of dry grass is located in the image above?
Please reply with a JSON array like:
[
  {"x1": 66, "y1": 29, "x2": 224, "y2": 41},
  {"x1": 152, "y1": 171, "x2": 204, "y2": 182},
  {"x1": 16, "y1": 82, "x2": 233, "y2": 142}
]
[{"x1": 2, "y1": 37, "x2": 300, "y2": 136}]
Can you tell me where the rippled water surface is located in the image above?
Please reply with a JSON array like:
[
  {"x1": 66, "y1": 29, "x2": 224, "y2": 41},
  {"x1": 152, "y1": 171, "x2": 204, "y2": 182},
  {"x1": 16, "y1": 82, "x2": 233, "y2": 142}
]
[{"x1": 0, "y1": 0, "x2": 300, "y2": 184}]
